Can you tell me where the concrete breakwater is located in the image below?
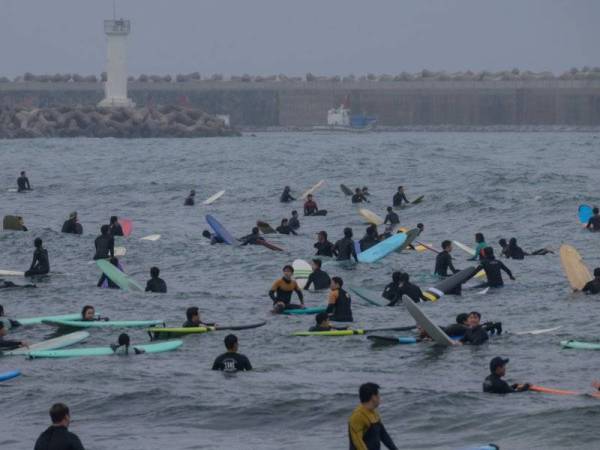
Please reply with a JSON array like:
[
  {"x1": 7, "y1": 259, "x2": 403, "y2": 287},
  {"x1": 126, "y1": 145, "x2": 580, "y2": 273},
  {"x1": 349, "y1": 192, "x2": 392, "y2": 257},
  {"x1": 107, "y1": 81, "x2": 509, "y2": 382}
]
[
  {"x1": 0, "y1": 105, "x2": 239, "y2": 138},
  {"x1": 0, "y1": 80, "x2": 599, "y2": 128}
]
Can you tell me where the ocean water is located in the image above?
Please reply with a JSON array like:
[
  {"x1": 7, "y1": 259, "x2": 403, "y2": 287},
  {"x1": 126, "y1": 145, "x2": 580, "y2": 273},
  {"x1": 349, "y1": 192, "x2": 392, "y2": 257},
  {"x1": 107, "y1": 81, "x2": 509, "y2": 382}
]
[{"x1": 1, "y1": 132, "x2": 600, "y2": 450}]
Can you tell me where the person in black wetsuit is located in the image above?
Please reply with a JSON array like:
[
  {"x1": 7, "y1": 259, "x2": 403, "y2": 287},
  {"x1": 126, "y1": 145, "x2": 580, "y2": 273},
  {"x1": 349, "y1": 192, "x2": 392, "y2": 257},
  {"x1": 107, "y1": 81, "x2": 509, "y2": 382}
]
[
  {"x1": 309, "y1": 312, "x2": 334, "y2": 332},
  {"x1": 276, "y1": 218, "x2": 297, "y2": 235},
  {"x1": 240, "y1": 227, "x2": 262, "y2": 245},
  {"x1": 434, "y1": 240, "x2": 461, "y2": 295},
  {"x1": 359, "y1": 225, "x2": 379, "y2": 252},
  {"x1": 0, "y1": 321, "x2": 28, "y2": 350},
  {"x1": 94, "y1": 225, "x2": 115, "y2": 260},
  {"x1": 458, "y1": 311, "x2": 489, "y2": 345},
  {"x1": 280, "y1": 186, "x2": 295, "y2": 203},
  {"x1": 351, "y1": 188, "x2": 368, "y2": 204},
  {"x1": 304, "y1": 259, "x2": 331, "y2": 291},
  {"x1": 17, "y1": 171, "x2": 31, "y2": 192},
  {"x1": 184, "y1": 189, "x2": 195, "y2": 206},
  {"x1": 109, "y1": 216, "x2": 124, "y2": 236},
  {"x1": 212, "y1": 334, "x2": 252, "y2": 372},
  {"x1": 289, "y1": 210, "x2": 300, "y2": 230},
  {"x1": 97, "y1": 257, "x2": 120, "y2": 289},
  {"x1": 383, "y1": 207, "x2": 399, "y2": 227},
  {"x1": 304, "y1": 194, "x2": 319, "y2": 216},
  {"x1": 392, "y1": 186, "x2": 410, "y2": 207},
  {"x1": 483, "y1": 357, "x2": 530, "y2": 394},
  {"x1": 505, "y1": 237, "x2": 552, "y2": 258},
  {"x1": 587, "y1": 207, "x2": 600, "y2": 232},
  {"x1": 580, "y1": 268, "x2": 600, "y2": 294},
  {"x1": 361, "y1": 186, "x2": 370, "y2": 197},
  {"x1": 314, "y1": 231, "x2": 334, "y2": 257},
  {"x1": 441, "y1": 313, "x2": 469, "y2": 337},
  {"x1": 382, "y1": 271, "x2": 403, "y2": 303},
  {"x1": 269, "y1": 265, "x2": 304, "y2": 313},
  {"x1": 34, "y1": 403, "x2": 84, "y2": 450},
  {"x1": 25, "y1": 238, "x2": 50, "y2": 277},
  {"x1": 334, "y1": 227, "x2": 358, "y2": 262},
  {"x1": 387, "y1": 273, "x2": 428, "y2": 305},
  {"x1": 61, "y1": 211, "x2": 83, "y2": 235},
  {"x1": 498, "y1": 238, "x2": 509, "y2": 258},
  {"x1": 202, "y1": 229, "x2": 225, "y2": 244},
  {"x1": 476, "y1": 247, "x2": 515, "y2": 288},
  {"x1": 145, "y1": 266, "x2": 167, "y2": 293},
  {"x1": 327, "y1": 276, "x2": 353, "y2": 322},
  {"x1": 182, "y1": 306, "x2": 215, "y2": 327}
]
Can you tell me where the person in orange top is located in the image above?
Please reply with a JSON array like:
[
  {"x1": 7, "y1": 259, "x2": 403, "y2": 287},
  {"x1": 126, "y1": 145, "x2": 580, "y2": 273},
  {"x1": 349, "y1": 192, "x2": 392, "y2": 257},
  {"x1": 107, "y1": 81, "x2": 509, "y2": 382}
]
[
  {"x1": 269, "y1": 265, "x2": 304, "y2": 313},
  {"x1": 326, "y1": 276, "x2": 353, "y2": 322},
  {"x1": 348, "y1": 383, "x2": 397, "y2": 450}
]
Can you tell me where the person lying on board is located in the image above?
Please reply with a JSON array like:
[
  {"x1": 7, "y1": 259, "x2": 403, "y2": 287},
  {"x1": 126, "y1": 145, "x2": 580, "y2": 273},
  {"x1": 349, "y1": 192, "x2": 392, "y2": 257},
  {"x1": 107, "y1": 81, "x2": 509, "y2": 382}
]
[
  {"x1": 276, "y1": 218, "x2": 297, "y2": 235},
  {"x1": 386, "y1": 273, "x2": 428, "y2": 305},
  {"x1": 392, "y1": 186, "x2": 410, "y2": 207},
  {"x1": 304, "y1": 259, "x2": 331, "y2": 291},
  {"x1": 586, "y1": 207, "x2": 600, "y2": 231},
  {"x1": 288, "y1": 211, "x2": 300, "y2": 230},
  {"x1": 182, "y1": 307, "x2": 215, "y2": 328},
  {"x1": 145, "y1": 266, "x2": 167, "y2": 293},
  {"x1": 351, "y1": 187, "x2": 369, "y2": 204},
  {"x1": 498, "y1": 238, "x2": 553, "y2": 259},
  {"x1": 0, "y1": 321, "x2": 28, "y2": 350},
  {"x1": 314, "y1": 231, "x2": 335, "y2": 257},
  {"x1": 202, "y1": 229, "x2": 225, "y2": 244},
  {"x1": 579, "y1": 268, "x2": 600, "y2": 294},
  {"x1": 326, "y1": 277, "x2": 353, "y2": 322},
  {"x1": 334, "y1": 228, "x2": 358, "y2": 262},
  {"x1": 304, "y1": 194, "x2": 319, "y2": 216},
  {"x1": 475, "y1": 247, "x2": 515, "y2": 288},
  {"x1": 359, "y1": 225, "x2": 379, "y2": 252},
  {"x1": 280, "y1": 186, "x2": 295, "y2": 203},
  {"x1": 270, "y1": 265, "x2": 304, "y2": 313},
  {"x1": 109, "y1": 216, "x2": 124, "y2": 237},
  {"x1": 483, "y1": 357, "x2": 530, "y2": 394}
]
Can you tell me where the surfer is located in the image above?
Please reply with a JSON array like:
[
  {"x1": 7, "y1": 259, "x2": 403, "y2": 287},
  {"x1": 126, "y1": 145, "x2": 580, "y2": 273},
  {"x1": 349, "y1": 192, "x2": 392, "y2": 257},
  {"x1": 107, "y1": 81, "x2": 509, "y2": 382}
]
[
  {"x1": 0, "y1": 321, "x2": 28, "y2": 349},
  {"x1": 352, "y1": 188, "x2": 369, "y2": 203},
  {"x1": 289, "y1": 210, "x2": 300, "y2": 230},
  {"x1": 17, "y1": 171, "x2": 31, "y2": 192},
  {"x1": 441, "y1": 313, "x2": 469, "y2": 337},
  {"x1": 502, "y1": 237, "x2": 552, "y2": 259},
  {"x1": 269, "y1": 265, "x2": 304, "y2": 313},
  {"x1": 334, "y1": 228, "x2": 358, "y2": 262},
  {"x1": 16, "y1": 216, "x2": 28, "y2": 231},
  {"x1": 97, "y1": 257, "x2": 120, "y2": 289},
  {"x1": 280, "y1": 186, "x2": 295, "y2": 203},
  {"x1": 276, "y1": 218, "x2": 297, "y2": 235},
  {"x1": 326, "y1": 276, "x2": 353, "y2": 322},
  {"x1": 240, "y1": 227, "x2": 262, "y2": 245},
  {"x1": 184, "y1": 189, "x2": 196, "y2": 206},
  {"x1": 304, "y1": 194, "x2": 319, "y2": 216},
  {"x1": 94, "y1": 225, "x2": 115, "y2": 260},
  {"x1": 483, "y1": 357, "x2": 530, "y2": 394},
  {"x1": 212, "y1": 334, "x2": 252, "y2": 372},
  {"x1": 309, "y1": 312, "x2": 334, "y2": 332},
  {"x1": 304, "y1": 259, "x2": 331, "y2": 291},
  {"x1": 110, "y1": 333, "x2": 142, "y2": 354},
  {"x1": 458, "y1": 312, "x2": 489, "y2": 345},
  {"x1": 314, "y1": 231, "x2": 335, "y2": 257},
  {"x1": 383, "y1": 207, "x2": 399, "y2": 226},
  {"x1": 61, "y1": 211, "x2": 83, "y2": 235},
  {"x1": 387, "y1": 273, "x2": 428, "y2": 305},
  {"x1": 382, "y1": 272, "x2": 403, "y2": 303},
  {"x1": 81, "y1": 305, "x2": 101, "y2": 321},
  {"x1": 183, "y1": 307, "x2": 215, "y2": 327},
  {"x1": 25, "y1": 238, "x2": 50, "y2": 277},
  {"x1": 392, "y1": 186, "x2": 410, "y2": 207},
  {"x1": 109, "y1": 216, "x2": 124, "y2": 236},
  {"x1": 476, "y1": 247, "x2": 515, "y2": 288},
  {"x1": 361, "y1": 186, "x2": 371, "y2": 197},
  {"x1": 202, "y1": 230, "x2": 225, "y2": 244},
  {"x1": 34, "y1": 403, "x2": 85, "y2": 450},
  {"x1": 434, "y1": 241, "x2": 461, "y2": 295},
  {"x1": 581, "y1": 268, "x2": 600, "y2": 294},
  {"x1": 348, "y1": 382, "x2": 398, "y2": 450},
  {"x1": 359, "y1": 225, "x2": 379, "y2": 252},
  {"x1": 470, "y1": 233, "x2": 488, "y2": 260},
  {"x1": 586, "y1": 207, "x2": 600, "y2": 231},
  {"x1": 145, "y1": 267, "x2": 167, "y2": 293}
]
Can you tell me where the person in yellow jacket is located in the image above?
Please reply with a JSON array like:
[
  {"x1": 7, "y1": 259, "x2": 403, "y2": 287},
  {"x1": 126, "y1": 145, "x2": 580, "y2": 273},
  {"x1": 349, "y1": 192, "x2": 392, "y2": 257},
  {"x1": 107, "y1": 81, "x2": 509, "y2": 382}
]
[{"x1": 348, "y1": 383, "x2": 398, "y2": 450}]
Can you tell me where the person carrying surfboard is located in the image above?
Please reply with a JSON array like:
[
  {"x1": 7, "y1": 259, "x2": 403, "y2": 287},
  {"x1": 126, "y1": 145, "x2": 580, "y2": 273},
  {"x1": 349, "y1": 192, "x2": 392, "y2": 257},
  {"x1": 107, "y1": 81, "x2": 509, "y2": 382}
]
[
  {"x1": 434, "y1": 241, "x2": 462, "y2": 295},
  {"x1": 97, "y1": 257, "x2": 121, "y2": 289},
  {"x1": 61, "y1": 211, "x2": 83, "y2": 235},
  {"x1": 269, "y1": 265, "x2": 304, "y2": 313},
  {"x1": 476, "y1": 247, "x2": 515, "y2": 288},
  {"x1": 483, "y1": 357, "x2": 530, "y2": 394},
  {"x1": 304, "y1": 194, "x2": 319, "y2": 216},
  {"x1": 212, "y1": 334, "x2": 252, "y2": 372},
  {"x1": 280, "y1": 186, "x2": 295, "y2": 203},
  {"x1": 94, "y1": 225, "x2": 115, "y2": 260},
  {"x1": 17, "y1": 170, "x2": 31, "y2": 192},
  {"x1": 304, "y1": 259, "x2": 331, "y2": 291},
  {"x1": 580, "y1": 268, "x2": 600, "y2": 294},
  {"x1": 145, "y1": 267, "x2": 167, "y2": 293},
  {"x1": 24, "y1": 238, "x2": 50, "y2": 277},
  {"x1": 334, "y1": 228, "x2": 358, "y2": 262},
  {"x1": 348, "y1": 382, "x2": 398, "y2": 450},
  {"x1": 352, "y1": 188, "x2": 369, "y2": 204},
  {"x1": 34, "y1": 403, "x2": 85, "y2": 450},
  {"x1": 326, "y1": 277, "x2": 353, "y2": 322},
  {"x1": 392, "y1": 186, "x2": 410, "y2": 207},
  {"x1": 184, "y1": 189, "x2": 195, "y2": 206},
  {"x1": 314, "y1": 231, "x2": 335, "y2": 257},
  {"x1": 586, "y1": 207, "x2": 600, "y2": 231},
  {"x1": 109, "y1": 216, "x2": 124, "y2": 237}
]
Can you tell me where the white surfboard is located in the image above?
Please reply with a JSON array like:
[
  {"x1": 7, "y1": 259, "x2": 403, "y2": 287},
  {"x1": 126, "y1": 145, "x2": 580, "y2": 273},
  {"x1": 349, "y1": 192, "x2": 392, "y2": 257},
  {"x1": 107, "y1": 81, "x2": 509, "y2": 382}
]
[
  {"x1": 453, "y1": 240, "x2": 476, "y2": 256},
  {"x1": 300, "y1": 180, "x2": 325, "y2": 200},
  {"x1": 115, "y1": 246, "x2": 126, "y2": 257},
  {"x1": 513, "y1": 326, "x2": 562, "y2": 336},
  {"x1": 3, "y1": 331, "x2": 90, "y2": 356},
  {"x1": 140, "y1": 234, "x2": 161, "y2": 241},
  {"x1": 292, "y1": 259, "x2": 312, "y2": 289},
  {"x1": 477, "y1": 287, "x2": 490, "y2": 295},
  {"x1": 7, "y1": 188, "x2": 17, "y2": 193},
  {"x1": 203, "y1": 190, "x2": 225, "y2": 205},
  {"x1": 358, "y1": 208, "x2": 384, "y2": 226},
  {"x1": 403, "y1": 298, "x2": 456, "y2": 347},
  {"x1": 0, "y1": 270, "x2": 25, "y2": 277}
]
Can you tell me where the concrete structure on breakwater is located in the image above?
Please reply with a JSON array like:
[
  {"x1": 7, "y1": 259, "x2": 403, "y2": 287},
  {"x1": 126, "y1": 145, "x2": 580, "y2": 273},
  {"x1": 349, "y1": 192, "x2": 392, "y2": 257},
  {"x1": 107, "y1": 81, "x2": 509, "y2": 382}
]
[{"x1": 0, "y1": 79, "x2": 599, "y2": 128}]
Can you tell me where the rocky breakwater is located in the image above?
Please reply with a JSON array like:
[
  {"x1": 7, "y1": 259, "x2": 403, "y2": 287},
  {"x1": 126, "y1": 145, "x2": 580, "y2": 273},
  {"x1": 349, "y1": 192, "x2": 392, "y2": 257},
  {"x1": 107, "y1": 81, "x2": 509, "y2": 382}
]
[{"x1": 0, "y1": 105, "x2": 239, "y2": 138}]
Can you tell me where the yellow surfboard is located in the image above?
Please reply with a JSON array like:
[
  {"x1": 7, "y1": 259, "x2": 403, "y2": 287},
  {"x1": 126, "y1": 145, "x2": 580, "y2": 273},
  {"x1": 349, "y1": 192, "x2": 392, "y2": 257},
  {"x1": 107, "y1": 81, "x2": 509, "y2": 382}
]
[
  {"x1": 358, "y1": 208, "x2": 384, "y2": 225},
  {"x1": 560, "y1": 244, "x2": 592, "y2": 290}
]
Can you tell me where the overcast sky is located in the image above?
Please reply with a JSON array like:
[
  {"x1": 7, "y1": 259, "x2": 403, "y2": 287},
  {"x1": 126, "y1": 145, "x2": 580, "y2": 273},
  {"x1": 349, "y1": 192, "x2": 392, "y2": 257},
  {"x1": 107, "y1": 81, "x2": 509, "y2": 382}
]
[{"x1": 1, "y1": 0, "x2": 598, "y2": 77}]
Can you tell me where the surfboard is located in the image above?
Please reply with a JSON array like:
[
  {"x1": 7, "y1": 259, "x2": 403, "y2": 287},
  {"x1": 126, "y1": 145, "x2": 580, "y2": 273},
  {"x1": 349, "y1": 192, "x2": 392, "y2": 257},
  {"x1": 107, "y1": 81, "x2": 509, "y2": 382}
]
[
  {"x1": 0, "y1": 270, "x2": 25, "y2": 277},
  {"x1": 203, "y1": 190, "x2": 225, "y2": 205},
  {"x1": 367, "y1": 335, "x2": 419, "y2": 345},
  {"x1": 258, "y1": 240, "x2": 284, "y2": 252},
  {"x1": 358, "y1": 233, "x2": 407, "y2": 263},
  {"x1": 422, "y1": 266, "x2": 480, "y2": 301},
  {"x1": 403, "y1": 298, "x2": 456, "y2": 346},
  {"x1": 301, "y1": 180, "x2": 325, "y2": 199},
  {"x1": 411, "y1": 195, "x2": 424, "y2": 205},
  {"x1": 15, "y1": 313, "x2": 85, "y2": 326},
  {"x1": 96, "y1": 259, "x2": 144, "y2": 292},
  {"x1": 140, "y1": 234, "x2": 161, "y2": 241},
  {"x1": 529, "y1": 385, "x2": 581, "y2": 396},
  {"x1": 347, "y1": 285, "x2": 386, "y2": 306},
  {"x1": 579, "y1": 204, "x2": 593, "y2": 224},
  {"x1": 0, "y1": 370, "x2": 21, "y2": 382},
  {"x1": 3, "y1": 215, "x2": 21, "y2": 231},
  {"x1": 120, "y1": 219, "x2": 133, "y2": 237},
  {"x1": 358, "y1": 208, "x2": 384, "y2": 225},
  {"x1": 292, "y1": 329, "x2": 365, "y2": 337},
  {"x1": 561, "y1": 340, "x2": 600, "y2": 350},
  {"x1": 292, "y1": 259, "x2": 312, "y2": 289},
  {"x1": 257, "y1": 221, "x2": 277, "y2": 234},
  {"x1": 27, "y1": 340, "x2": 183, "y2": 359},
  {"x1": 560, "y1": 244, "x2": 592, "y2": 290},
  {"x1": 453, "y1": 240, "x2": 476, "y2": 257},
  {"x1": 415, "y1": 241, "x2": 439, "y2": 254},
  {"x1": 340, "y1": 184, "x2": 353, "y2": 196},
  {"x1": 282, "y1": 307, "x2": 326, "y2": 315},
  {"x1": 42, "y1": 319, "x2": 163, "y2": 329},
  {"x1": 2, "y1": 331, "x2": 90, "y2": 356},
  {"x1": 477, "y1": 287, "x2": 490, "y2": 295},
  {"x1": 395, "y1": 228, "x2": 420, "y2": 253},
  {"x1": 206, "y1": 215, "x2": 237, "y2": 245},
  {"x1": 512, "y1": 326, "x2": 561, "y2": 336}
]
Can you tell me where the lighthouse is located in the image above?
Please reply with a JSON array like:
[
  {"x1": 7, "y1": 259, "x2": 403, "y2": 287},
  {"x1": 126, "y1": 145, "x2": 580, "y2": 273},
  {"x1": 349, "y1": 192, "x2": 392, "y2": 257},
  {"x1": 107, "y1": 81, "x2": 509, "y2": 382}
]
[{"x1": 98, "y1": 18, "x2": 135, "y2": 108}]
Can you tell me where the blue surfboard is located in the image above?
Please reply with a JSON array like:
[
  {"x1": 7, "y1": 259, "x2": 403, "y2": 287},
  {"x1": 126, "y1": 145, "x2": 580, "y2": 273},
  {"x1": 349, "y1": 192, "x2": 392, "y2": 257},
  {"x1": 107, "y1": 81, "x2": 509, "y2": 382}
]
[
  {"x1": 357, "y1": 233, "x2": 407, "y2": 263},
  {"x1": 0, "y1": 369, "x2": 21, "y2": 382},
  {"x1": 579, "y1": 204, "x2": 593, "y2": 224},
  {"x1": 206, "y1": 215, "x2": 237, "y2": 245}
]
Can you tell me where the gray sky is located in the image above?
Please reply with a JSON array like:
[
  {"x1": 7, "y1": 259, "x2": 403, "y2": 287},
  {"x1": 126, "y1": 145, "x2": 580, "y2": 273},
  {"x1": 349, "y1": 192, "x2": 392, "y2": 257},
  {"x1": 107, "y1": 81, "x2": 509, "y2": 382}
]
[{"x1": 1, "y1": 0, "x2": 598, "y2": 77}]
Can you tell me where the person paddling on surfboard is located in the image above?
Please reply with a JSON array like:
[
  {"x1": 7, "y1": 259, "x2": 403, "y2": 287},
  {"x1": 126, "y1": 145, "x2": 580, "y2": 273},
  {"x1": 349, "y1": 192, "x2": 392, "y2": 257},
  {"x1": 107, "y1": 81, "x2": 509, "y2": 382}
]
[
  {"x1": 269, "y1": 265, "x2": 304, "y2": 313},
  {"x1": 304, "y1": 259, "x2": 331, "y2": 291},
  {"x1": 184, "y1": 189, "x2": 195, "y2": 206},
  {"x1": 182, "y1": 306, "x2": 215, "y2": 328},
  {"x1": 351, "y1": 188, "x2": 369, "y2": 204},
  {"x1": 475, "y1": 247, "x2": 515, "y2": 288},
  {"x1": 109, "y1": 216, "x2": 124, "y2": 237},
  {"x1": 17, "y1": 170, "x2": 31, "y2": 192},
  {"x1": 304, "y1": 194, "x2": 319, "y2": 216},
  {"x1": 145, "y1": 267, "x2": 167, "y2": 293},
  {"x1": 483, "y1": 357, "x2": 530, "y2": 394},
  {"x1": 326, "y1": 277, "x2": 353, "y2": 322},
  {"x1": 202, "y1": 229, "x2": 225, "y2": 244},
  {"x1": 500, "y1": 237, "x2": 552, "y2": 259},
  {"x1": 392, "y1": 186, "x2": 410, "y2": 207},
  {"x1": 586, "y1": 207, "x2": 600, "y2": 231},
  {"x1": 579, "y1": 268, "x2": 600, "y2": 294},
  {"x1": 314, "y1": 231, "x2": 335, "y2": 257},
  {"x1": 276, "y1": 218, "x2": 297, "y2": 235},
  {"x1": 212, "y1": 334, "x2": 252, "y2": 372},
  {"x1": 61, "y1": 211, "x2": 83, "y2": 235},
  {"x1": 94, "y1": 225, "x2": 115, "y2": 260},
  {"x1": 280, "y1": 186, "x2": 295, "y2": 203},
  {"x1": 25, "y1": 238, "x2": 50, "y2": 277},
  {"x1": 387, "y1": 273, "x2": 428, "y2": 305},
  {"x1": 334, "y1": 227, "x2": 358, "y2": 262},
  {"x1": 288, "y1": 211, "x2": 300, "y2": 230}
]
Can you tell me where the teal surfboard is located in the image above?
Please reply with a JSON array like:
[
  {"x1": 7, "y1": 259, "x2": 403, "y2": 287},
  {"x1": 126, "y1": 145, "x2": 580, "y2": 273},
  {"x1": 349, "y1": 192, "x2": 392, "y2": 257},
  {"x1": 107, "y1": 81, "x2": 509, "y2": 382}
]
[
  {"x1": 42, "y1": 319, "x2": 164, "y2": 329},
  {"x1": 96, "y1": 259, "x2": 143, "y2": 292},
  {"x1": 27, "y1": 340, "x2": 183, "y2": 359},
  {"x1": 282, "y1": 307, "x2": 326, "y2": 315},
  {"x1": 358, "y1": 233, "x2": 406, "y2": 263},
  {"x1": 15, "y1": 313, "x2": 84, "y2": 327},
  {"x1": 561, "y1": 340, "x2": 600, "y2": 350},
  {"x1": 2, "y1": 331, "x2": 90, "y2": 356}
]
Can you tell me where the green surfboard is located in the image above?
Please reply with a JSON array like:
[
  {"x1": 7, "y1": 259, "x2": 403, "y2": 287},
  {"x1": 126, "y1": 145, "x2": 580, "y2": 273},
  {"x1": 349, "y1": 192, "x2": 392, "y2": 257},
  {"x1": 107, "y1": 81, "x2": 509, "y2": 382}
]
[
  {"x1": 28, "y1": 340, "x2": 183, "y2": 358},
  {"x1": 96, "y1": 260, "x2": 143, "y2": 292}
]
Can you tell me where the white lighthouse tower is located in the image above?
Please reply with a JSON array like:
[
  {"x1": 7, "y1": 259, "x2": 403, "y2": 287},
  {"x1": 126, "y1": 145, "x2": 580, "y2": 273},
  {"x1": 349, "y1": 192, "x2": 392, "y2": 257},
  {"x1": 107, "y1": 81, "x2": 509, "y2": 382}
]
[{"x1": 98, "y1": 17, "x2": 135, "y2": 108}]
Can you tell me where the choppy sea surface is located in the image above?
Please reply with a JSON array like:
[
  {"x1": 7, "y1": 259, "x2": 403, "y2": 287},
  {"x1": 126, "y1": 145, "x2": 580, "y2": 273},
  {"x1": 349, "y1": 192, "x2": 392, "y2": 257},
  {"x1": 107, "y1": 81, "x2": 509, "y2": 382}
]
[{"x1": 1, "y1": 132, "x2": 600, "y2": 450}]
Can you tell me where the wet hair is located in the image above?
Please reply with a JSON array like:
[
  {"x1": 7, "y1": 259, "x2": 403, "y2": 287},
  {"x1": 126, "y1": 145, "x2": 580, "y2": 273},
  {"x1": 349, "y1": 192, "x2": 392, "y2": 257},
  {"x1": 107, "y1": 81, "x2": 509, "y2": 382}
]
[
  {"x1": 594, "y1": 207, "x2": 599, "y2": 215},
  {"x1": 150, "y1": 267, "x2": 160, "y2": 278},
  {"x1": 307, "y1": 194, "x2": 313, "y2": 199},
  {"x1": 456, "y1": 313, "x2": 469, "y2": 324},
  {"x1": 49, "y1": 403, "x2": 70, "y2": 424},
  {"x1": 315, "y1": 312, "x2": 329, "y2": 325},
  {"x1": 366, "y1": 225, "x2": 377, "y2": 237},
  {"x1": 284, "y1": 186, "x2": 290, "y2": 191},
  {"x1": 359, "y1": 382, "x2": 380, "y2": 403},
  {"x1": 280, "y1": 218, "x2": 288, "y2": 225},
  {"x1": 202, "y1": 230, "x2": 211, "y2": 239},
  {"x1": 331, "y1": 276, "x2": 343, "y2": 287},
  {"x1": 118, "y1": 333, "x2": 130, "y2": 346},
  {"x1": 355, "y1": 188, "x2": 361, "y2": 193},
  {"x1": 392, "y1": 271, "x2": 403, "y2": 283},
  {"x1": 318, "y1": 230, "x2": 328, "y2": 240},
  {"x1": 343, "y1": 227, "x2": 353, "y2": 238},
  {"x1": 469, "y1": 311, "x2": 482, "y2": 319},
  {"x1": 20, "y1": 171, "x2": 26, "y2": 176},
  {"x1": 475, "y1": 233, "x2": 485, "y2": 243},
  {"x1": 190, "y1": 190, "x2": 195, "y2": 195},
  {"x1": 312, "y1": 259, "x2": 322, "y2": 268},
  {"x1": 399, "y1": 273, "x2": 410, "y2": 283},
  {"x1": 291, "y1": 210, "x2": 298, "y2": 216},
  {"x1": 34, "y1": 237, "x2": 42, "y2": 247},
  {"x1": 252, "y1": 227, "x2": 259, "y2": 234},
  {"x1": 110, "y1": 216, "x2": 118, "y2": 224},
  {"x1": 398, "y1": 186, "x2": 403, "y2": 190},
  {"x1": 283, "y1": 265, "x2": 294, "y2": 273},
  {"x1": 441, "y1": 240, "x2": 452, "y2": 250},
  {"x1": 186, "y1": 307, "x2": 199, "y2": 321},
  {"x1": 498, "y1": 238, "x2": 507, "y2": 247},
  {"x1": 101, "y1": 224, "x2": 109, "y2": 234},
  {"x1": 387, "y1": 206, "x2": 393, "y2": 212},
  {"x1": 594, "y1": 268, "x2": 600, "y2": 277},
  {"x1": 362, "y1": 186, "x2": 368, "y2": 191},
  {"x1": 81, "y1": 305, "x2": 94, "y2": 319},
  {"x1": 224, "y1": 334, "x2": 238, "y2": 350},
  {"x1": 417, "y1": 223, "x2": 424, "y2": 230}
]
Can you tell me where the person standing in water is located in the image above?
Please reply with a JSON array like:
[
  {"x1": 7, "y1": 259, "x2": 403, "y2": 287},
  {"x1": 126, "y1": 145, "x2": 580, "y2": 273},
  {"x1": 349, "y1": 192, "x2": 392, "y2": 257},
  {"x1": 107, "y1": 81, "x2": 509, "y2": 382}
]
[
  {"x1": 483, "y1": 357, "x2": 530, "y2": 394},
  {"x1": 314, "y1": 231, "x2": 335, "y2": 257},
  {"x1": 352, "y1": 188, "x2": 369, "y2": 204},
  {"x1": 94, "y1": 225, "x2": 115, "y2": 260},
  {"x1": 587, "y1": 207, "x2": 600, "y2": 232},
  {"x1": 304, "y1": 259, "x2": 331, "y2": 291},
  {"x1": 476, "y1": 247, "x2": 515, "y2": 288},
  {"x1": 184, "y1": 189, "x2": 196, "y2": 206},
  {"x1": 383, "y1": 207, "x2": 399, "y2": 227},
  {"x1": 304, "y1": 194, "x2": 319, "y2": 216},
  {"x1": 17, "y1": 171, "x2": 31, "y2": 192},
  {"x1": 145, "y1": 267, "x2": 167, "y2": 293},
  {"x1": 288, "y1": 211, "x2": 300, "y2": 230},
  {"x1": 109, "y1": 216, "x2": 124, "y2": 236},
  {"x1": 25, "y1": 238, "x2": 49, "y2": 277},
  {"x1": 392, "y1": 186, "x2": 410, "y2": 207},
  {"x1": 34, "y1": 403, "x2": 85, "y2": 450},
  {"x1": 334, "y1": 227, "x2": 358, "y2": 262},
  {"x1": 61, "y1": 211, "x2": 83, "y2": 235},
  {"x1": 280, "y1": 186, "x2": 295, "y2": 203},
  {"x1": 212, "y1": 334, "x2": 252, "y2": 372}
]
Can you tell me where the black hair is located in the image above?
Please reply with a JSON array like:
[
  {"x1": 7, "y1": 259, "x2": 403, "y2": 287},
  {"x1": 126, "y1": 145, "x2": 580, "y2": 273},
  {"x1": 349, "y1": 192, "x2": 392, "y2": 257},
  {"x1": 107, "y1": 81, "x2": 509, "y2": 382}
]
[
  {"x1": 417, "y1": 223, "x2": 424, "y2": 229},
  {"x1": 186, "y1": 306, "x2": 199, "y2": 321},
  {"x1": 312, "y1": 259, "x2": 322, "y2": 268},
  {"x1": 594, "y1": 268, "x2": 600, "y2": 277},
  {"x1": 20, "y1": 171, "x2": 25, "y2": 176},
  {"x1": 34, "y1": 237, "x2": 42, "y2": 247},
  {"x1": 110, "y1": 216, "x2": 118, "y2": 224},
  {"x1": 344, "y1": 227, "x2": 353, "y2": 238},
  {"x1": 118, "y1": 333, "x2": 130, "y2": 346},
  {"x1": 398, "y1": 186, "x2": 403, "y2": 190},
  {"x1": 49, "y1": 403, "x2": 70, "y2": 424},
  {"x1": 469, "y1": 311, "x2": 482, "y2": 319},
  {"x1": 498, "y1": 238, "x2": 507, "y2": 247},
  {"x1": 318, "y1": 230, "x2": 328, "y2": 240},
  {"x1": 332, "y1": 276, "x2": 343, "y2": 287},
  {"x1": 291, "y1": 210, "x2": 298, "y2": 215},
  {"x1": 315, "y1": 312, "x2": 328, "y2": 324},
  {"x1": 441, "y1": 240, "x2": 451, "y2": 250},
  {"x1": 252, "y1": 227, "x2": 259, "y2": 234},
  {"x1": 150, "y1": 266, "x2": 159, "y2": 278},
  {"x1": 281, "y1": 218, "x2": 288, "y2": 225},
  {"x1": 224, "y1": 334, "x2": 238, "y2": 350},
  {"x1": 283, "y1": 265, "x2": 294, "y2": 273},
  {"x1": 81, "y1": 305, "x2": 94, "y2": 319},
  {"x1": 392, "y1": 271, "x2": 403, "y2": 283},
  {"x1": 387, "y1": 206, "x2": 392, "y2": 212},
  {"x1": 475, "y1": 233, "x2": 485, "y2": 243},
  {"x1": 399, "y1": 273, "x2": 409, "y2": 282},
  {"x1": 202, "y1": 230, "x2": 211, "y2": 238},
  {"x1": 509, "y1": 237, "x2": 517, "y2": 247},
  {"x1": 101, "y1": 224, "x2": 109, "y2": 234},
  {"x1": 456, "y1": 313, "x2": 469, "y2": 324},
  {"x1": 359, "y1": 382, "x2": 380, "y2": 403}
]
